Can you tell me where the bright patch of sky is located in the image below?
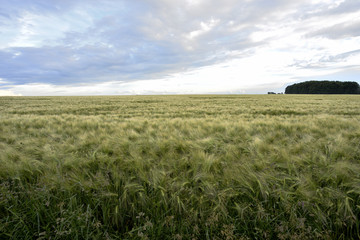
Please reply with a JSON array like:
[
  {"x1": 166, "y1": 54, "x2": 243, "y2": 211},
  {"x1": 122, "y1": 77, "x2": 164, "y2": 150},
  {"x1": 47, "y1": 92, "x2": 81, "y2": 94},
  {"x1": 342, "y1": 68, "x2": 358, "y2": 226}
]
[{"x1": 0, "y1": 0, "x2": 359, "y2": 96}]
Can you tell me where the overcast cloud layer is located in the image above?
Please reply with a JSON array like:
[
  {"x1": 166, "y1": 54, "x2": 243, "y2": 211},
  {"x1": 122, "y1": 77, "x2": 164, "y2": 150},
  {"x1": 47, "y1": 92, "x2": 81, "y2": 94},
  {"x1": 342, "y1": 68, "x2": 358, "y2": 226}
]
[{"x1": 0, "y1": 0, "x2": 360, "y2": 95}]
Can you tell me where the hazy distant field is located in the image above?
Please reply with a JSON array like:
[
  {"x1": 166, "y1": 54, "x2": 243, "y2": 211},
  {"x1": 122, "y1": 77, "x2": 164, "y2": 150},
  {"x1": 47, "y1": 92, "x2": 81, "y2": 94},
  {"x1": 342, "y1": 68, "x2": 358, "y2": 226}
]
[{"x1": 1, "y1": 95, "x2": 359, "y2": 239}]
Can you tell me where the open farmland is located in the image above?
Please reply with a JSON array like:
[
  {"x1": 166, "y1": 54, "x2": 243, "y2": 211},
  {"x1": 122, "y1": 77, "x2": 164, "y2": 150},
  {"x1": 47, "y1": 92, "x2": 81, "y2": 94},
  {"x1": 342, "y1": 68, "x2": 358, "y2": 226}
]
[{"x1": 0, "y1": 95, "x2": 360, "y2": 239}]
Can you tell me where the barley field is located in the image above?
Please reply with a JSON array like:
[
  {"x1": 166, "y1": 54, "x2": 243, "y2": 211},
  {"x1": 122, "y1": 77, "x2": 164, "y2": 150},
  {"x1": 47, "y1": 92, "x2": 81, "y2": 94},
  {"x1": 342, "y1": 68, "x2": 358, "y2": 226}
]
[{"x1": 0, "y1": 95, "x2": 359, "y2": 239}]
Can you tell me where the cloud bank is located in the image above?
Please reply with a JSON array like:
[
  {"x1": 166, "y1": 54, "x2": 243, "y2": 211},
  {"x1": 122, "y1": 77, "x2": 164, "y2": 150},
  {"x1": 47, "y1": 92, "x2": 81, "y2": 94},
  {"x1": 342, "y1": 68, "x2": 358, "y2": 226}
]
[{"x1": 1, "y1": 0, "x2": 360, "y2": 95}]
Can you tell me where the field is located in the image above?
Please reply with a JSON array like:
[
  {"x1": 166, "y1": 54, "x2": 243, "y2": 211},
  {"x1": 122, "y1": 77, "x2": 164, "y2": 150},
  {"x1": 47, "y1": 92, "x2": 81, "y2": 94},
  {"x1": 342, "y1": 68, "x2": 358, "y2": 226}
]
[{"x1": 0, "y1": 94, "x2": 359, "y2": 239}]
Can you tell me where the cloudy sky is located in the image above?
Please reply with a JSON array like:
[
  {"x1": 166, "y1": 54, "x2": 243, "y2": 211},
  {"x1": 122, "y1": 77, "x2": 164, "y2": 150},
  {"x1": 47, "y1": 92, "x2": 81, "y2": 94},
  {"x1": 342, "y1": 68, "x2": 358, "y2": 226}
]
[{"x1": 0, "y1": 0, "x2": 359, "y2": 96}]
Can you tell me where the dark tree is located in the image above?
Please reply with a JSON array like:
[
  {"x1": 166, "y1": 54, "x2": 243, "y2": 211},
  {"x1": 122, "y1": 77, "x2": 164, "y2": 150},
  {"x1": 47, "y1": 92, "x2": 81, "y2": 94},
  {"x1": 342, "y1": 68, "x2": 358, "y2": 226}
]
[{"x1": 285, "y1": 81, "x2": 360, "y2": 94}]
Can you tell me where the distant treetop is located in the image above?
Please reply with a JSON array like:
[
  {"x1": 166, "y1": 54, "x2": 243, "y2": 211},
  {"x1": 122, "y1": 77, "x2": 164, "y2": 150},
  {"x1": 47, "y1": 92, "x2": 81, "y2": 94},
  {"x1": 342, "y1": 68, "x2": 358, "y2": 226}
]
[{"x1": 285, "y1": 81, "x2": 360, "y2": 94}]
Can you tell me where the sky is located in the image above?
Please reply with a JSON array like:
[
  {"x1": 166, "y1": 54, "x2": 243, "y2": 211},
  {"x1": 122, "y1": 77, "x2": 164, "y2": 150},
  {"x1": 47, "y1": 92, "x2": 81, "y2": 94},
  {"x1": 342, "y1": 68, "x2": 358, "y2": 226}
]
[{"x1": 0, "y1": 0, "x2": 360, "y2": 96}]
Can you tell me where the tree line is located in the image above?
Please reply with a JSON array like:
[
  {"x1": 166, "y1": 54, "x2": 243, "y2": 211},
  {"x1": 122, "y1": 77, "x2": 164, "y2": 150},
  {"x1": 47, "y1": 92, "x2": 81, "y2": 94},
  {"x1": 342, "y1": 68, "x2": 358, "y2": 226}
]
[{"x1": 285, "y1": 81, "x2": 360, "y2": 94}]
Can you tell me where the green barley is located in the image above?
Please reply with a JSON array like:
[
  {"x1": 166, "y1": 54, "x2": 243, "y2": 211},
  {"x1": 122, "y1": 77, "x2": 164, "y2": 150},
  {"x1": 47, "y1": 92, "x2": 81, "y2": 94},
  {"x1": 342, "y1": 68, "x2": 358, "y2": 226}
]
[{"x1": 0, "y1": 94, "x2": 359, "y2": 239}]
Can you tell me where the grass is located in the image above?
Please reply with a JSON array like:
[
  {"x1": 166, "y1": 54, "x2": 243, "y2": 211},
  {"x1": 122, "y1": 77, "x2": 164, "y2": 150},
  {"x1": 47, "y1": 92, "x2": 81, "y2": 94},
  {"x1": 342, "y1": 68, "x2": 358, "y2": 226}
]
[{"x1": 0, "y1": 94, "x2": 359, "y2": 239}]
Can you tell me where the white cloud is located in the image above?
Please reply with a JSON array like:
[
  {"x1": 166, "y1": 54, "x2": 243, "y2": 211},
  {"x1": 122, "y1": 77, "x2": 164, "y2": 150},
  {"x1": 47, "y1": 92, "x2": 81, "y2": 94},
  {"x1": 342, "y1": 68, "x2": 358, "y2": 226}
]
[
  {"x1": 0, "y1": 78, "x2": 8, "y2": 84},
  {"x1": 0, "y1": 89, "x2": 22, "y2": 96},
  {"x1": 187, "y1": 18, "x2": 220, "y2": 40},
  {"x1": 186, "y1": 0, "x2": 204, "y2": 6}
]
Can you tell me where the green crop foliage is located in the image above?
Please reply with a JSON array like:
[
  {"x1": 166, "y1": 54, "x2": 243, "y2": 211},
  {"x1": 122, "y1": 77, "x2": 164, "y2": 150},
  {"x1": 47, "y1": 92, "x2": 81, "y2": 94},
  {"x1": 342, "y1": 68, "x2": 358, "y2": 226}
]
[{"x1": 0, "y1": 94, "x2": 359, "y2": 239}]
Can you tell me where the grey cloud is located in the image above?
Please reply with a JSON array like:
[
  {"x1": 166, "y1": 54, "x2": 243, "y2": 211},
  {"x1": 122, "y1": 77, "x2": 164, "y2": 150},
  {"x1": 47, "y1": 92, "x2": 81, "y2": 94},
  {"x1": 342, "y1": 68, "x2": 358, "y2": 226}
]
[
  {"x1": 322, "y1": 49, "x2": 360, "y2": 62},
  {"x1": 327, "y1": 0, "x2": 360, "y2": 15},
  {"x1": 0, "y1": 42, "x2": 190, "y2": 85},
  {"x1": 290, "y1": 49, "x2": 360, "y2": 69},
  {"x1": 297, "y1": 0, "x2": 360, "y2": 20},
  {"x1": 1, "y1": 0, "x2": 359, "y2": 88},
  {"x1": 299, "y1": 0, "x2": 360, "y2": 40},
  {"x1": 134, "y1": 0, "x2": 298, "y2": 65},
  {"x1": 24, "y1": 0, "x2": 271, "y2": 84},
  {"x1": 307, "y1": 20, "x2": 360, "y2": 39}
]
